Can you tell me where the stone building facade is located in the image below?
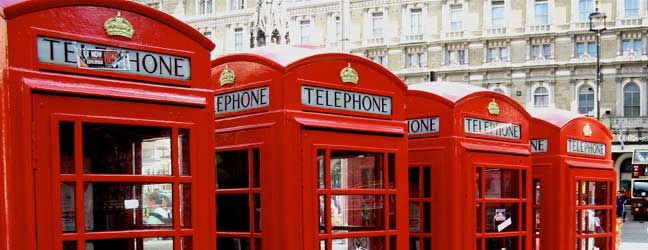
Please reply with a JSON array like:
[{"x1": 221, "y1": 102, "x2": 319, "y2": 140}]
[{"x1": 136, "y1": 0, "x2": 648, "y2": 191}]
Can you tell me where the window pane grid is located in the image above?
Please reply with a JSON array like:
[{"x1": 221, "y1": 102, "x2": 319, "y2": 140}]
[
  {"x1": 59, "y1": 121, "x2": 192, "y2": 250},
  {"x1": 574, "y1": 179, "x2": 614, "y2": 250}
]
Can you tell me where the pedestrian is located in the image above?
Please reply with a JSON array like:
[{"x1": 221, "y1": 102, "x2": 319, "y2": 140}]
[{"x1": 617, "y1": 191, "x2": 626, "y2": 219}]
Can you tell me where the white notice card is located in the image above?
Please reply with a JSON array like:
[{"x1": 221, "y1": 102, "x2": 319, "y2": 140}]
[
  {"x1": 497, "y1": 218, "x2": 512, "y2": 232},
  {"x1": 124, "y1": 199, "x2": 140, "y2": 209}
]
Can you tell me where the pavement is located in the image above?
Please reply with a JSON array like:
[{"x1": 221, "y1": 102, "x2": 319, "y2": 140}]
[{"x1": 619, "y1": 216, "x2": 648, "y2": 250}]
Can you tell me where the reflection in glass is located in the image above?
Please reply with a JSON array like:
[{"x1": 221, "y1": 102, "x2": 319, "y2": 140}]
[
  {"x1": 180, "y1": 184, "x2": 192, "y2": 228},
  {"x1": 217, "y1": 238, "x2": 250, "y2": 250},
  {"x1": 578, "y1": 237, "x2": 608, "y2": 250},
  {"x1": 534, "y1": 180, "x2": 541, "y2": 205},
  {"x1": 484, "y1": 169, "x2": 519, "y2": 198},
  {"x1": 476, "y1": 168, "x2": 481, "y2": 198},
  {"x1": 253, "y1": 149, "x2": 260, "y2": 188},
  {"x1": 84, "y1": 182, "x2": 173, "y2": 232},
  {"x1": 476, "y1": 203, "x2": 482, "y2": 233},
  {"x1": 389, "y1": 195, "x2": 396, "y2": 230},
  {"x1": 216, "y1": 194, "x2": 250, "y2": 232},
  {"x1": 59, "y1": 122, "x2": 74, "y2": 174},
  {"x1": 320, "y1": 240, "x2": 327, "y2": 250},
  {"x1": 216, "y1": 150, "x2": 249, "y2": 189},
  {"x1": 409, "y1": 167, "x2": 420, "y2": 197},
  {"x1": 318, "y1": 150, "x2": 325, "y2": 189},
  {"x1": 581, "y1": 209, "x2": 607, "y2": 234},
  {"x1": 410, "y1": 238, "x2": 420, "y2": 250},
  {"x1": 254, "y1": 193, "x2": 262, "y2": 232},
  {"x1": 423, "y1": 203, "x2": 431, "y2": 233},
  {"x1": 319, "y1": 195, "x2": 327, "y2": 233},
  {"x1": 331, "y1": 195, "x2": 384, "y2": 232},
  {"x1": 331, "y1": 237, "x2": 384, "y2": 250},
  {"x1": 485, "y1": 203, "x2": 519, "y2": 233},
  {"x1": 485, "y1": 237, "x2": 518, "y2": 250},
  {"x1": 423, "y1": 167, "x2": 431, "y2": 198},
  {"x1": 330, "y1": 151, "x2": 383, "y2": 189},
  {"x1": 179, "y1": 129, "x2": 191, "y2": 176},
  {"x1": 61, "y1": 182, "x2": 76, "y2": 232},
  {"x1": 579, "y1": 181, "x2": 609, "y2": 206},
  {"x1": 388, "y1": 154, "x2": 396, "y2": 189},
  {"x1": 182, "y1": 237, "x2": 192, "y2": 250},
  {"x1": 82, "y1": 123, "x2": 172, "y2": 175},
  {"x1": 86, "y1": 237, "x2": 173, "y2": 250}
]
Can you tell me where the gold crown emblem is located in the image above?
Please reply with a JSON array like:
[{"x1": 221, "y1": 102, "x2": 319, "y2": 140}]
[
  {"x1": 583, "y1": 123, "x2": 593, "y2": 137},
  {"x1": 104, "y1": 11, "x2": 135, "y2": 39},
  {"x1": 488, "y1": 99, "x2": 500, "y2": 115},
  {"x1": 340, "y1": 63, "x2": 359, "y2": 84},
  {"x1": 219, "y1": 65, "x2": 236, "y2": 86}
]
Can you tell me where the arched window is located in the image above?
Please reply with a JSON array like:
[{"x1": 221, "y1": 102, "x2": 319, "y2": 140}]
[
  {"x1": 533, "y1": 86, "x2": 549, "y2": 107},
  {"x1": 623, "y1": 82, "x2": 640, "y2": 117},
  {"x1": 493, "y1": 87, "x2": 505, "y2": 94},
  {"x1": 578, "y1": 85, "x2": 594, "y2": 115}
]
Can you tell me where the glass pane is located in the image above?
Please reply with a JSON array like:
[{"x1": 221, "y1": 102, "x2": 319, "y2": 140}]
[
  {"x1": 409, "y1": 203, "x2": 420, "y2": 232},
  {"x1": 423, "y1": 238, "x2": 431, "y2": 250},
  {"x1": 253, "y1": 149, "x2": 260, "y2": 188},
  {"x1": 330, "y1": 151, "x2": 383, "y2": 189},
  {"x1": 534, "y1": 179, "x2": 541, "y2": 205},
  {"x1": 580, "y1": 181, "x2": 610, "y2": 206},
  {"x1": 320, "y1": 240, "x2": 327, "y2": 250},
  {"x1": 82, "y1": 123, "x2": 172, "y2": 175},
  {"x1": 388, "y1": 154, "x2": 396, "y2": 189},
  {"x1": 390, "y1": 236, "x2": 397, "y2": 250},
  {"x1": 476, "y1": 168, "x2": 482, "y2": 198},
  {"x1": 485, "y1": 203, "x2": 519, "y2": 233},
  {"x1": 423, "y1": 202, "x2": 431, "y2": 233},
  {"x1": 84, "y1": 183, "x2": 173, "y2": 232},
  {"x1": 485, "y1": 237, "x2": 518, "y2": 250},
  {"x1": 476, "y1": 203, "x2": 482, "y2": 233},
  {"x1": 216, "y1": 194, "x2": 250, "y2": 232},
  {"x1": 410, "y1": 238, "x2": 420, "y2": 250},
  {"x1": 216, "y1": 150, "x2": 249, "y2": 189},
  {"x1": 318, "y1": 150, "x2": 325, "y2": 189},
  {"x1": 179, "y1": 129, "x2": 191, "y2": 176},
  {"x1": 61, "y1": 182, "x2": 76, "y2": 233},
  {"x1": 180, "y1": 184, "x2": 191, "y2": 228},
  {"x1": 319, "y1": 195, "x2": 327, "y2": 233},
  {"x1": 217, "y1": 238, "x2": 250, "y2": 250},
  {"x1": 581, "y1": 209, "x2": 608, "y2": 234},
  {"x1": 423, "y1": 167, "x2": 431, "y2": 198},
  {"x1": 86, "y1": 237, "x2": 173, "y2": 250},
  {"x1": 59, "y1": 122, "x2": 74, "y2": 174},
  {"x1": 254, "y1": 193, "x2": 262, "y2": 232},
  {"x1": 389, "y1": 195, "x2": 396, "y2": 230},
  {"x1": 484, "y1": 169, "x2": 519, "y2": 198},
  {"x1": 331, "y1": 195, "x2": 384, "y2": 232},
  {"x1": 255, "y1": 239, "x2": 262, "y2": 250},
  {"x1": 409, "y1": 168, "x2": 420, "y2": 197},
  {"x1": 63, "y1": 241, "x2": 76, "y2": 250},
  {"x1": 331, "y1": 237, "x2": 384, "y2": 250},
  {"x1": 182, "y1": 236, "x2": 192, "y2": 250}
]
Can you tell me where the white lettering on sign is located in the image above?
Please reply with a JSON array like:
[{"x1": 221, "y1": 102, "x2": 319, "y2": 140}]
[
  {"x1": 215, "y1": 86, "x2": 269, "y2": 114},
  {"x1": 530, "y1": 139, "x2": 548, "y2": 153},
  {"x1": 37, "y1": 36, "x2": 191, "y2": 80},
  {"x1": 408, "y1": 117, "x2": 439, "y2": 135},
  {"x1": 567, "y1": 139, "x2": 606, "y2": 156},
  {"x1": 301, "y1": 86, "x2": 392, "y2": 115},
  {"x1": 463, "y1": 117, "x2": 521, "y2": 139}
]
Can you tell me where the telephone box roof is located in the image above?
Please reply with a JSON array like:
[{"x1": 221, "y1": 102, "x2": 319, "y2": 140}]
[
  {"x1": 527, "y1": 108, "x2": 584, "y2": 128},
  {"x1": 408, "y1": 81, "x2": 494, "y2": 103},
  {"x1": 0, "y1": 0, "x2": 215, "y2": 51}
]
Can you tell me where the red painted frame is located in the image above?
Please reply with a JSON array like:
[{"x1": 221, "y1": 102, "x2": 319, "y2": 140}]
[
  {"x1": 529, "y1": 109, "x2": 615, "y2": 250},
  {"x1": 0, "y1": 1, "x2": 215, "y2": 250},
  {"x1": 406, "y1": 83, "x2": 533, "y2": 250},
  {"x1": 211, "y1": 46, "x2": 409, "y2": 250}
]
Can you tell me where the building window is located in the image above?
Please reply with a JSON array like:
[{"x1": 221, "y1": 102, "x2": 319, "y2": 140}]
[
  {"x1": 493, "y1": 87, "x2": 506, "y2": 94},
  {"x1": 578, "y1": 85, "x2": 595, "y2": 115},
  {"x1": 622, "y1": 39, "x2": 643, "y2": 56},
  {"x1": 230, "y1": 0, "x2": 245, "y2": 10},
  {"x1": 203, "y1": 31, "x2": 213, "y2": 40},
  {"x1": 335, "y1": 16, "x2": 341, "y2": 42},
  {"x1": 446, "y1": 49, "x2": 466, "y2": 65},
  {"x1": 234, "y1": 28, "x2": 243, "y2": 52},
  {"x1": 369, "y1": 56, "x2": 388, "y2": 67},
  {"x1": 531, "y1": 44, "x2": 552, "y2": 60},
  {"x1": 535, "y1": 0, "x2": 549, "y2": 24},
  {"x1": 372, "y1": 12, "x2": 384, "y2": 38},
  {"x1": 147, "y1": 2, "x2": 161, "y2": 10},
  {"x1": 300, "y1": 20, "x2": 311, "y2": 44},
  {"x1": 623, "y1": 82, "x2": 640, "y2": 117},
  {"x1": 625, "y1": 0, "x2": 640, "y2": 17},
  {"x1": 492, "y1": 1, "x2": 505, "y2": 28},
  {"x1": 488, "y1": 47, "x2": 508, "y2": 62},
  {"x1": 198, "y1": 0, "x2": 213, "y2": 14},
  {"x1": 578, "y1": 0, "x2": 594, "y2": 22},
  {"x1": 576, "y1": 41, "x2": 597, "y2": 58},
  {"x1": 405, "y1": 52, "x2": 427, "y2": 68},
  {"x1": 409, "y1": 8, "x2": 422, "y2": 35},
  {"x1": 450, "y1": 5, "x2": 463, "y2": 31},
  {"x1": 533, "y1": 86, "x2": 550, "y2": 107}
]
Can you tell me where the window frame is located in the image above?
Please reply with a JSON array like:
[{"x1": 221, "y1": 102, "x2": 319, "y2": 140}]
[
  {"x1": 372, "y1": 12, "x2": 384, "y2": 38},
  {"x1": 534, "y1": 0, "x2": 549, "y2": 25},
  {"x1": 300, "y1": 20, "x2": 312, "y2": 45},
  {"x1": 450, "y1": 4, "x2": 464, "y2": 32},
  {"x1": 577, "y1": 84, "x2": 596, "y2": 115},
  {"x1": 623, "y1": 81, "x2": 641, "y2": 117}
]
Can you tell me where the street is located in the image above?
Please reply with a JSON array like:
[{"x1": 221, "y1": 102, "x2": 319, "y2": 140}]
[{"x1": 620, "y1": 217, "x2": 648, "y2": 250}]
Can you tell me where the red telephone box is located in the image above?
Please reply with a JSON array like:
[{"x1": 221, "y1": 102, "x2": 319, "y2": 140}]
[
  {"x1": 528, "y1": 108, "x2": 615, "y2": 250},
  {"x1": 0, "y1": 1, "x2": 215, "y2": 250},
  {"x1": 406, "y1": 82, "x2": 532, "y2": 250},
  {"x1": 211, "y1": 46, "x2": 409, "y2": 250}
]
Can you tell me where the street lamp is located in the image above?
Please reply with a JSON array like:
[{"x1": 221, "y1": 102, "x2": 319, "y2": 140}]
[{"x1": 589, "y1": 9, "x2": 606, "y2": 120}]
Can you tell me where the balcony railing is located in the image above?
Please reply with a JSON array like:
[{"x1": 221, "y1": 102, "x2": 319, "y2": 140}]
[
  {"x1": 617, "y1": 17, "x2": 643, "y2": 27},
  {"x1": 485, "y1": 27, "x2": 507, "y2": 36},
  {"x1": 570, "y1": 21, "x2": 589, "y2": 30},
  {"x1": 403, "y1": 34, "x2": 424, "y2": 42},
  {"x1": 526, "y1": 24, "x2": 551, "y2": 33},
  {"x1": 366, "y1": 37, "x2": 384, "y2": 46},
  {"x1": 444, "y1": 31, "x2": 464, "y2": 39},
  {"x1": 606, "y1": 116, "x2": 648, "y2": 143}
]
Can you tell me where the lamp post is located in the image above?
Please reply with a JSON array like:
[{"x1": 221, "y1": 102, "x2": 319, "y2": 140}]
[{"x1": 589, "y1": 8, "x2": 607, "y2": 120}]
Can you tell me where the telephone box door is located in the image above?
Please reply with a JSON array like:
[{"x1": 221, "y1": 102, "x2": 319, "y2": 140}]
[
  {"x1": 302, "y1": 130, "x2": 406, "y2": 250},
  {"x1": 468, "y1": 151, "x2": 531, "y2": 250},
  {"x1": 33, "y1": 94, "x2": 208, "y2": 250}
]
